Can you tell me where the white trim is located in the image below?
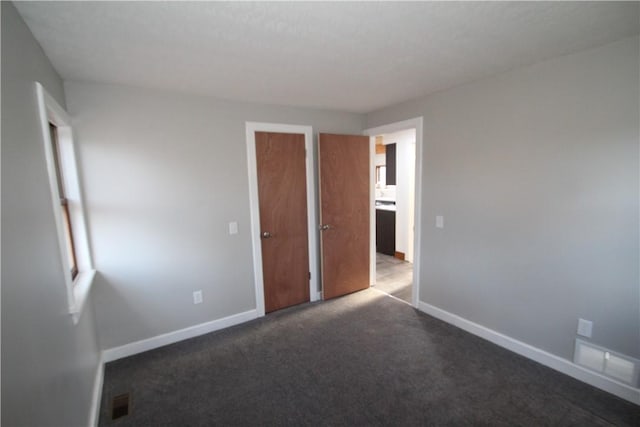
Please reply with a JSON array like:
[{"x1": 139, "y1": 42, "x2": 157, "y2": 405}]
[
  {"x1": 102, "y1": 309, "x2": 258, "y2": 362},
  {"x1": 368, "y1": 136, "x2": 376, "y2": 287},
  {"x1": 71, "y1": 270, "x2": 97, "y2": 324},
  {"x1": 88, "y1": 355, "x2": 104, "y2": 427},
  {"x1": 418, "y1": 301, "x2": 640, "y2": 405},
  {"x1": 363, "y1": 117, "x2": 424, "y2": 308},
  {"x1": 245, "y1": 122, "x2": 318, "y2": 317},
  {"x1": 36, "y1": 82, "x2": 96, "y2": 324}
]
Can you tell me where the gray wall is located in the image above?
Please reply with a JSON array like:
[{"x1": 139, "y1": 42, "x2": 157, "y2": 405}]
[
  {"x1": 367, "y1": 36, "x2": 640, "y2": 360},
  {"x1": 1, "y1": 3, "x2": 101, "y2": 426},
  {"x1": 64, "y1": 81, "x2": 364, "y2": 350}
]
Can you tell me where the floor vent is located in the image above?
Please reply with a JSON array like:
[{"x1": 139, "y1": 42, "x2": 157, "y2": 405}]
[
  {"x1": 574, "y1": 339, "x2": 639, "y2": 387},
  {"x1": 111, "y1": 393, "x2": 130, "y2": 420}
]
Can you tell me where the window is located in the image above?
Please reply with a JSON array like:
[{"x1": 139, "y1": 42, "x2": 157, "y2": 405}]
[
  {"x1": 36, "y1": 82, "x2": 95, "y2": 324},
  {"x1": 49, "y1": 123, "x2": 79, "y2": 280},
  {"x1": 376, "y1": 165, "x2": 386, "y2": 187}
]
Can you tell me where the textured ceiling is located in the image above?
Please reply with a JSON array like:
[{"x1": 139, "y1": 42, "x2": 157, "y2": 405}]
[{"x1": 14, "y1": 1, "x2": 640, "y2": 113}]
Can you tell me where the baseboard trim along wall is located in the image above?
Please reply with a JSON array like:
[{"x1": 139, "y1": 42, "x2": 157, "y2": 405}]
[
  {"x1": 418, "y1": 301, "x2": 640, "y2": 405},
  {"x1": 89, "y1": 354, "x2": 105, "y2": 427},
  {"x1": 102, "y1": 309, "x2": 258, "y2": 362}
]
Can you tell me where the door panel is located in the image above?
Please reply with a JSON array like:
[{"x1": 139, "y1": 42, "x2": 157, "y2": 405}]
[
  {"x1": 376, "y1": 209, "x2": 396, "y2": 256},
  {"x1": 319, "y1": 133, "x2": 370, "y2": 299},
  {"x1": 255, "y1": 131, "x2": 310, "y2": 312}
]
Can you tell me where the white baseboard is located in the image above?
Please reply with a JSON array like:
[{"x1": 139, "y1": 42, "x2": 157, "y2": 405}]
[
  {"x1": 417, "y1": 301, "x2": 640, "y2": 405},
  {"x1": 102, "y1": 309, "x2": 258, "y2": 363},
  {"x1": 88, "y1": 354, "x2": 104, "y2": 427}
]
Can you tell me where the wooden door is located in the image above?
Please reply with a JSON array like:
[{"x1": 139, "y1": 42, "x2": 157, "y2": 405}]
[
  {"x1": 318, "y1": 133, "x2": 370, "y2": 299},
  {"x1": 255, "y1": 132, "x2": 310, "y2": 312}
]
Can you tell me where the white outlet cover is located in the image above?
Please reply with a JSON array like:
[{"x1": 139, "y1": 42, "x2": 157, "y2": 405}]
[
  {"x1": 229, "y1": 221, "x2": 238, "y2": 235},
  {"x1": 436, "y1": 215, "x2": 444, "y2": 229},
  {"x1": 577, "y1": 318, "x2": 593, "y2": 338},
  {"x1": 193, "y1": 290, "x2": 203, "y2": 304}
]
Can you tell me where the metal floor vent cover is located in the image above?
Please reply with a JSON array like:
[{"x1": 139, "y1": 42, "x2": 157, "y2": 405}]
[{"x1": 111, "y1": 392, "x2": 131, "y2": 420}]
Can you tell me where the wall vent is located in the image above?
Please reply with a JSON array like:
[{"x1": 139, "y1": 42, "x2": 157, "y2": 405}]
[
  {"x1": 111, "y1": 392, "x2": 131, "y2": 420},
  {"x1": 574, "y1": 339, "x2": 639, "y2": 387}
]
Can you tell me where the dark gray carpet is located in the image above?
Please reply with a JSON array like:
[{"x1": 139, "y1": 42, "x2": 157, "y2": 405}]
[{"x1": 99, "y1": 289, "x2": 639, "y2": 426}]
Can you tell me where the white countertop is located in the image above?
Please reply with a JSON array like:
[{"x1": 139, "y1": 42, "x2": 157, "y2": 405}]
[{"x1": 375, "y1": 201, "x2": 396, "y2": 212}]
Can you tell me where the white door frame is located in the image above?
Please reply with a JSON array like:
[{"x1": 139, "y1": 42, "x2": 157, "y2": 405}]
[
  {"x1": 245, "y1": 122, "x2": 319, "y2": 317},
  {"x1": 363, "y1": 117, "x2": 424, "y2": 308}
]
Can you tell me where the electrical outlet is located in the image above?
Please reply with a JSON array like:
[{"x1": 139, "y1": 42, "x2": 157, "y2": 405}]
[
  {"x1": 193, "y1": 290, "x2": 203, "y2": 305},
  {"x1": 436, "y1": 215, "x2": 444, "y2": 229},
  {"x1": 229, "y1": 221, "x2": 238, "y2": 235},
  {"x1": 577, "y1": 318, "x2": 593, "y2": 338}
]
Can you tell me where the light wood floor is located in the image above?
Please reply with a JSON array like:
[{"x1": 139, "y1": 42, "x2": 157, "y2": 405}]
[{"x1": 374, "y1": 253, "x2": 412, "y2": 303}]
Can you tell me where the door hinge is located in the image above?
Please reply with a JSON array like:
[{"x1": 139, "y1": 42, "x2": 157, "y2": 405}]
[{"x1": 308, "y1": 272, "x2": 311, "y2": 281}]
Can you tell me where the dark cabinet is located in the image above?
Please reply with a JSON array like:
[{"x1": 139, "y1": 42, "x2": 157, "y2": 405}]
[
  {"x1": 376, "y1": 209, "x2": 396, "y2": 256},
  {"x1": 385, "y1": 143, "x2": 396, "y2": 185}
]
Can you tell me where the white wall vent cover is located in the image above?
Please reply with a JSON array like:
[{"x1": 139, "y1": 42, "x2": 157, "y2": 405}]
[{"x1": 574, "y1": 339, "x2": 639, "y2": 387}]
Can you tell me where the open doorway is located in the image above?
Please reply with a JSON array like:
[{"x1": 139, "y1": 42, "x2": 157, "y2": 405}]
[
  {"x1": 371, "y1": 129, "x2": 416, "y2": 304},
  {"x1": 364, "y1": 117, "x2": 423, "y2": 307}
]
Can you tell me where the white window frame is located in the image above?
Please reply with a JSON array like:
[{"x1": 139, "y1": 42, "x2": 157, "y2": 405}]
[{"x1": 36, "y1": 82, "x2": 96, "y2": 324}]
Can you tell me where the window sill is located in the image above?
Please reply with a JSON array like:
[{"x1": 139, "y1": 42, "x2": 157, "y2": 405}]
[{"x1": 71, "y1": 269, "x2": 96, "y2": 325}]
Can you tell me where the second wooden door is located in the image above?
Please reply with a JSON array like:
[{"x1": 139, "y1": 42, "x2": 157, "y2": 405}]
[
  {"x1": 255, "y1": 131, "x2": 310, "y2": 312},
  {"x1": 318, "y1": 133, "x2": 370, "y2": 299}
]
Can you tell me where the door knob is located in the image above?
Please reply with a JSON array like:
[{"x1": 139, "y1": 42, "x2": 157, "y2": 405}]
[
  {"x1": 319, "y1": 224, "x2": 331, "y2": 231},
  {"x1": 261, "y1": 231, "x2": 272, "y2": 239}
]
